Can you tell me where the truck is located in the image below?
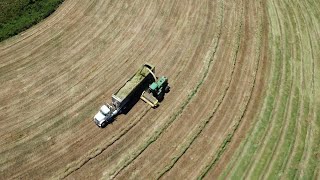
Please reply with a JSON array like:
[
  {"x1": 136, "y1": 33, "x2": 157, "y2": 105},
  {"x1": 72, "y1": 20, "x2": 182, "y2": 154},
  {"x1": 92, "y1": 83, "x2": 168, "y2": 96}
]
[{"x1": 93, "y1": 63, "x2": 156, "y2": 127}]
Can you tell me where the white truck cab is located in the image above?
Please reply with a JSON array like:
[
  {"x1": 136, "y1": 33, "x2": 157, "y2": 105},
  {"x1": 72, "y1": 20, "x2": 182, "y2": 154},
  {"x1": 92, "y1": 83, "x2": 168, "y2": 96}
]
[{"x1": 94, "y1": 104, "x2": 112, "y2": 127}]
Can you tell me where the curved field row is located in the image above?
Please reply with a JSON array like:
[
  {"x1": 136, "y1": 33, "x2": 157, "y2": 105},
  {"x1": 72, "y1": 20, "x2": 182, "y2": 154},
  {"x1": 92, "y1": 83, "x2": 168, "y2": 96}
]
[
  {"x1": 0, "y1": 0, "x2": 318, "y2": 179},
  {"x1": 202, "y1": 0, "x2": 270, "y2": 177},
  {"x1": 219, "y1": 0, "x2": 320, "y2": 179}
]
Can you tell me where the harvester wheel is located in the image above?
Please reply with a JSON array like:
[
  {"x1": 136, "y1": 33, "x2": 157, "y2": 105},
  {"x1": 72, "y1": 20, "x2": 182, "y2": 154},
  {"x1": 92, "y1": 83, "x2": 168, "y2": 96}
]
[{"x1": 165, "y1": 86, "x2": 170, "y2": 93}]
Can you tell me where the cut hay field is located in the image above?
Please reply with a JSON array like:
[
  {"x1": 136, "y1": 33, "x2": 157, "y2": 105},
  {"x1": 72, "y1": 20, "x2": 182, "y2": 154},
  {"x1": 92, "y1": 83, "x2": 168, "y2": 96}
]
[{"x1": 0, "y1": 0, "x2": 319, "y2": 179}]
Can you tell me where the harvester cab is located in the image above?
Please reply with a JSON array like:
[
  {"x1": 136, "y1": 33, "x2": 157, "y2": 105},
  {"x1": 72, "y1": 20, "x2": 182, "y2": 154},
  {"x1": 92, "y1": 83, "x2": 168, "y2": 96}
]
[
  {"x1": 141, "y1": 75, "x2": 170, "y2": 108},
  {"x1": 149, "y1": 76, "x2": 170, "y2": 99}
]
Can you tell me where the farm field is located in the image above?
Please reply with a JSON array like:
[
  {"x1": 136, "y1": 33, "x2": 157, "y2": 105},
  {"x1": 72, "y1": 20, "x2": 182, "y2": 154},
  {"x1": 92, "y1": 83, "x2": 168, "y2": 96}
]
[{"x1": 0, "y1": 0, "x2": 319, "y2": 179}]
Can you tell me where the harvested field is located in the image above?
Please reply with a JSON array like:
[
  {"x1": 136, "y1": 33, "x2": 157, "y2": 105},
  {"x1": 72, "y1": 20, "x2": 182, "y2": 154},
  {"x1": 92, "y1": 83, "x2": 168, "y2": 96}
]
[{"x1": 0, "y1": 0, "x2": 319, "y2": 179}]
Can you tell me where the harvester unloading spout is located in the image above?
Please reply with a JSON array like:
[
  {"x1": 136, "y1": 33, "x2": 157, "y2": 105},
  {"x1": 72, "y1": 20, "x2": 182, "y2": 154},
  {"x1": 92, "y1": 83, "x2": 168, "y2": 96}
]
[
  {"x1": 140, "y1": 66, "x2": 170, "y2": 108},
  {"x1": 146, "y1": 66, "x2": 157, "y2": 82}
]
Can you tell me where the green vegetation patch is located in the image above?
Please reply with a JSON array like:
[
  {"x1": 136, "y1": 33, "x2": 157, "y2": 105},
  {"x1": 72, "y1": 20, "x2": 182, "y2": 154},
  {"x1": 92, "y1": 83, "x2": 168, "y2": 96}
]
[{"x1": 0, "y1": 0, "x2": 64, "y2": 42}]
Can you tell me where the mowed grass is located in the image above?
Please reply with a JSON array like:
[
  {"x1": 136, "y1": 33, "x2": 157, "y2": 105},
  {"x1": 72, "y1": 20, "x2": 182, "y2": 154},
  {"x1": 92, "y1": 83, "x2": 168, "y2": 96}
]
[
  {"x1": 219, "y1": 0, "x2": 320, "y2": 179},
  {"x1": 0, "y1": 0, "x2": 63, "y2": 42}
]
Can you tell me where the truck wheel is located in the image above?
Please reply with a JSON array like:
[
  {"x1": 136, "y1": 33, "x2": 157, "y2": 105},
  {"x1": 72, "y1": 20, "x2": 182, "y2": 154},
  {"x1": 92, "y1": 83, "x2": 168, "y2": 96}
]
[{"x1": 101, "y1": 122, "x2": 106, "y2": 128}]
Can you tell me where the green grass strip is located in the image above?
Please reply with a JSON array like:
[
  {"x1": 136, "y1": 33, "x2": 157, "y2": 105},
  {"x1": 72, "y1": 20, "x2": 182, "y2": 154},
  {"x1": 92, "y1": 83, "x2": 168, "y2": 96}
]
[
  {"x1": 0, "y1": 0, "x2": 64, "y2": 42},
  {"x1": 224, "y1": 37, "x2": 282, "y2": 179},
  {"x1": 285, "y1": 97, "x2": 309, "y2": 179},
  {"x1": 267, "y1": 88, "x2": 299, "y2": 179},
  {"x1": 247, "y1": 46, "x2": 292, "y2": 179}
]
